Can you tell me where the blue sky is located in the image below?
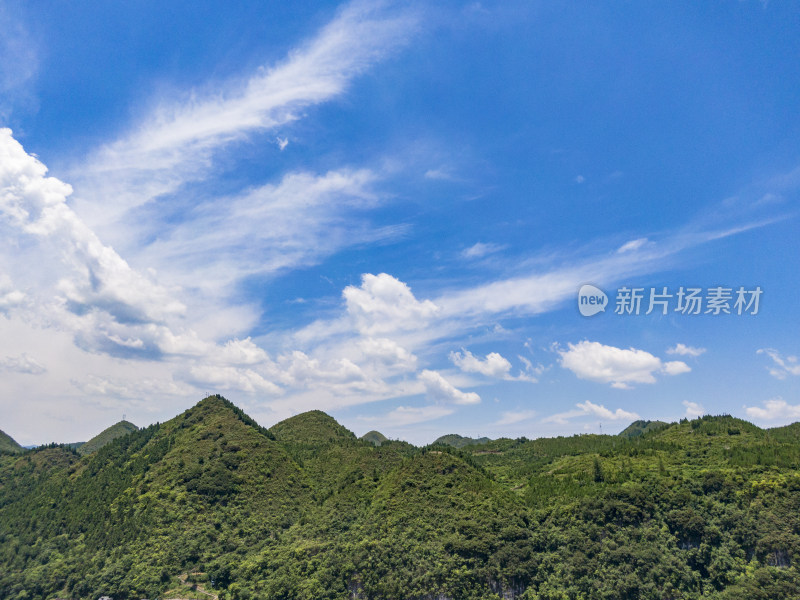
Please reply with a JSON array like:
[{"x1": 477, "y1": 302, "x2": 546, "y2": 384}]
[{"x1": 0, "y1": 0, "x2": 798, "y2": 445}]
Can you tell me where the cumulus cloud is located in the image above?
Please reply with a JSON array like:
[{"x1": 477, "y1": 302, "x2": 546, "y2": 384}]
[
  {"x1": 344, "y1": 273, "x2": 439, "y2": 335},
  {"x1": 449, "y1": 348, "x2": 539, "y2": 382},
  {"x1": 558, "y1": 340, "x2": 690, "y2": 389},
  {"x1": 0, "y1": 129, "x2": 186, "y2": 330},
  {"x1": 450, "y1": 348, "x2": 511, "y2": 378},
  {"x1": 745, "y1": 397, "x2": 800, "y2": 421},
  {"x1": 662, "y1": 361, "x2": 692, "y2": 375},
  {"x1": 359, "y1": 337, "x2": 417, "y2": 371},
  {"x1": 683, "y1": 400, "x2": 704, "y2": 418},
  {"x1": 544, "y1": 400, "x2": 639, "y2": 425},
  {"x1": 757, "y1": 348, "x2": 800, "y2": 379},
  {"x1": 667, "y1": 343, "x2": 706, "y2": 357},
  {"x1": 419, "y1": 369, "x2": 480, "y2": 405}
]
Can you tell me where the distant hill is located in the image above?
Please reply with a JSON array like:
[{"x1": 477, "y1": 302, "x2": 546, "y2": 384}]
[
  {"x1": 0, "y1": 429, "x2": 22, "y2": 454},
  {"x1": 617, "y1": 419, "x2": 669, "y2": 438},
  {"x1": 269, "y1": 409, "x2": 356, "y2": 450},
  {"x1": 361, "y1": 430, "x2": 388, "y2": 446},
  {"x1": 767, "y1": 421, "x2": 800, "y2": 443},
  {"x1": 433, "y1": 433, "x2": 491, "y2": 448},
  {"x1": 77, "y1": 420, "x2": 138, "y2": 455}
]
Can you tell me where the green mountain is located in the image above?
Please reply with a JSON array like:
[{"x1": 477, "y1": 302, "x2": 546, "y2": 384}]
[
  {"x1": 360, "y1": 430, "x2": 388, "y2": 446},
  {"x1": 77, "y1": 419, "x2": 139, "y2": 455},
  {"x1": 618, "y1": 419, "x2": 670, "y2": 438},
  {"x1": 0, "y1": 428, "x2": 22, "y2": 454},
  {"x1": 433, "y1": 433, "x2": 491, "y2": 448},
  {"x1": 1, "y1": 402, "x2": 799, "y2": 600}
]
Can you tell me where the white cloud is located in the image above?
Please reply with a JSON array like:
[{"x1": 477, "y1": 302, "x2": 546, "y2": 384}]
[
  {"x1": 617, "y1": 238, "x2": 649, "y2": 253},
  {"x1": 0, "y1": 129, "x2": 187, "y2": 344},
  {"x1": 757, "y1": 348, "x2": 800, "y2": 379},
  {"x1": 276, "y1": 136, "x2": 289, "y2": 151},
  {"x1": 683, "y1": 400, "x2": 704, "y2": 418},
  {"x1": 544, "y1": 400, "x2": 639, "y2": 425},
  {"x1": 461, "y1": 242, "x2": 505, "y2": 259},
  {"x1": 0, "y1": 353, "x2": 46, "y2": 375},
  {"x1": 138, "y1": 168, "x2": 395, "y2": 293},
  {"x1": 493, "y1": 410, "x2": 536, "y2": 426},
  {"x1": 359, "y1": 337, "x2": 417, "y2": 371},
  {"x1": 745, "y1": 397, "x2": 800, "y2": 421},
  {"x1": 362, "y1": 405, "x2": 454, "y2": 427},
  {"x1": 449, "y1": 348, "x2": 539, "y2": 383},
  {"x1": 344, "y1": 273, "x2": 439, "y2": 335},
  {"x1": 558, "y1": 340, "x2": 689, "y2": 389},
  {"x1": 0, "y1": 5, "x2": 38, "y2": 120},
  {"x1": 73, "y1": 1, "x2": 418, "y2": 232},
  {"x1": 419, "y1": 369, "x2": 480, "y2": 405},
  {"x1": 450, "y1": 348, "x2": 511, "y2": 378},
  {"x1": 184, "y1": 365, "x2": 282, "y2": 395},
  {"x1": 71, "y1": 375, "x2": 192, "y2": 404},
  {"x1": 662, "y1": 361, "x2": 692, "y2": 376},
  {"x1": 424, "y1": 168, "x2": 455, "y2": 181},
  {"x1": 577, "y1": 400, "x2": 639, "y2": 421},
  {"x1": 667, "y1": 343, "x2": 706, "y2": 357}
]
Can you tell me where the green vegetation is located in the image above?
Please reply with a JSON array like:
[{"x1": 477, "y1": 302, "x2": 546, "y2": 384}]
[
  {"x1": 617, "y1": 419, "x2": 669, "y2": 438},
  {"x1": 77, "y1": 420, "x2": 139, "y2": 455},
  {"x1": 0, "y1": 428, "x2": 23, "y2": 454},
  {"x1": 1, "y1": 399, "x2": 799, "y2": 599},
  {"x1": 360, "y1": 430, "x2": 388, "y2": 446},
  {"x1": 433, "y1": 433, "x2": 491, "y2": 448}
]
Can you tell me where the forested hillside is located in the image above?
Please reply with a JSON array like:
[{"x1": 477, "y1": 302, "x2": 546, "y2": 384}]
[
  {"x1": 0, "y1": 428, "x2": 23, "y2": 454},
  {"x1": 1, "y1": 396, "x2": 799, "y2": 599},
  {"x1": 77, "y1": 420, "x2": 139, "y2": 455}
]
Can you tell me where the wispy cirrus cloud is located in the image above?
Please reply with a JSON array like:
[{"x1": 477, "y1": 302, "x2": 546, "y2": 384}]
[
  {"x1": 359, "y1": 404, "x2": 455, "y2": 428},
  {"x1": 136, "y1": 168, "x2": 406, "y2": 293},
  {"x1": 757, "y1": 348, "x2": 800, "y2": 379},
  {"x1": 0, "y1": 3, "x2": 38, "y2": 121},
  {"x1": 72, "y1": 1, "x2": 419, "y2": 232},
  {"x1": 493, "y1": 409, "x2": 536, "y2": 426}
]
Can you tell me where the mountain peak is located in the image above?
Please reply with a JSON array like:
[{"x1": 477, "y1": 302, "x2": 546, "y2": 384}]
[
  {"x1": 78, "y1": 420, "x2": 139, "y2": 455},
  {"x1": 178, "y1": 394, "x2": 274, "y2": 439},
  {"x1": 269, "y1": 410, "x2": 356, "y2": 448},
  {"x1": 617, "y1": 420, "x2": 669, "y2": 438},
  {"x1": 361, "y1": 430, "x2": 389, "y2": 446}
]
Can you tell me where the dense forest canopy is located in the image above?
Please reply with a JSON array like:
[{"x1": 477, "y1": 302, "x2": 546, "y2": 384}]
[{"x1": 1, "y1": 395, "x2": 799, "y2": 599}]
